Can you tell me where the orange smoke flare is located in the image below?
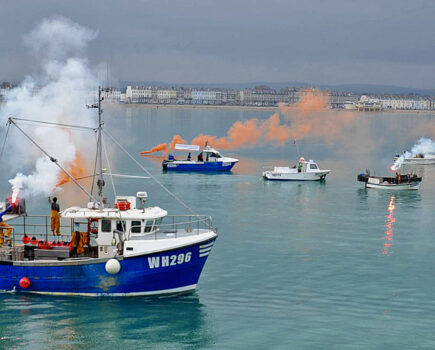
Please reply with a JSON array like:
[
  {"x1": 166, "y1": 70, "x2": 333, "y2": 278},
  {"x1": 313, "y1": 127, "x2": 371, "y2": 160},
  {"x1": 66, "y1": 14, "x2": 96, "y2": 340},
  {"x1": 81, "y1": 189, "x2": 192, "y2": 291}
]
[
  {"x1": 54, "y1": 153, "x2": 86, "y2": 189},
  {"x1": 140, "y1": 135, "x2": 186, "y2": 155},
  {"x1": 142, "y1": 90, "x2": 360, "y2": 153},
  {"x1": 140, "y1": 143, "x2": 167, "y2": 155},
  {"x1": 168, "y1": 135, "x2": 186, "y2": 151}
]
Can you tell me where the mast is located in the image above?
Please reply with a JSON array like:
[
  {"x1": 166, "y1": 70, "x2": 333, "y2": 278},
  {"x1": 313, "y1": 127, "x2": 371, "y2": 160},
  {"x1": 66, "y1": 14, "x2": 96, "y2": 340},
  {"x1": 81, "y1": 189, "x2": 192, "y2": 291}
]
[{"x1": 87, "y1": 86, "x2": 105, "y2": 206}]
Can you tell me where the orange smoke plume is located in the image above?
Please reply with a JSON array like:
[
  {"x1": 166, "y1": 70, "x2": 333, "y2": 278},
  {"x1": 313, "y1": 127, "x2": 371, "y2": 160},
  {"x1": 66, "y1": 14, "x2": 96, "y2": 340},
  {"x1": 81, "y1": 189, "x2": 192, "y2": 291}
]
[
  {"x1": 140, "y1": 135, "x2": 186, "y2": 155},
  {"x1": 168, "y1": 135, "x2": 186, "y2": 151},
  {"x1": 140, "y1": 143, "x2": 167, "y2": 155},
  {"x1": 141, "y1": 90, "x2": 358, "y2": 153},
  {"x1": 54, "y1": 153, "x2": 87, "y2": 189}
]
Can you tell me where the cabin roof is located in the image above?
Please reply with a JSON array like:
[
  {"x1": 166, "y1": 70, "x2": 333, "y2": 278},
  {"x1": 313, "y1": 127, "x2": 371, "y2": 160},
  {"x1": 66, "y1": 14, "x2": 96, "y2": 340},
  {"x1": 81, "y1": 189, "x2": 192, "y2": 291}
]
[{"x1": 61, "y1": 206, "x2": 167, "y2": 220}]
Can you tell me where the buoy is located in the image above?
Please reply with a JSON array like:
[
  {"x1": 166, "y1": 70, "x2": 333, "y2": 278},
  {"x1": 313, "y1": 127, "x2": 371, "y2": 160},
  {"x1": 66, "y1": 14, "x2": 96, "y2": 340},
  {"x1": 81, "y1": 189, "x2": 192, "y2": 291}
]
[
  {"x1": 19, "y1": 277, "x2": 30, "y2": 289},
  {"x1": 21, "y1": 235, "x2": 30, "y2": 244},
  {"x1": 30, "y1": 237, "x2": 38, "y2": 245},
  {"x1": 105, "y1": 259, "x2": 121, "y2": 274}
]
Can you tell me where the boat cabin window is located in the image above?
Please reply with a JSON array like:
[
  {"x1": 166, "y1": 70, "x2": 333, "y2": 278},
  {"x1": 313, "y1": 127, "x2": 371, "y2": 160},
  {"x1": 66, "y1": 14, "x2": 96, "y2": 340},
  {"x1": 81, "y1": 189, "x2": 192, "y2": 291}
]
[
  {"x1": 116, "y1": 220, "x2": 126, "y2": 232},
  {"x1": 144, "y1": 220, "x2": 154, "y2": 232},
  {"x1": 310, "y1": 164, "x2": 318, "y2": 170},
  {"x1": 131, "y1": 220, "x2": 141, "y2": 233},
  {"x1": 208, "y1": 152, "x2": 221, "y2": 158},
  {"x1": 101, "y1": 219, "x2": 112, "y2": 233}
]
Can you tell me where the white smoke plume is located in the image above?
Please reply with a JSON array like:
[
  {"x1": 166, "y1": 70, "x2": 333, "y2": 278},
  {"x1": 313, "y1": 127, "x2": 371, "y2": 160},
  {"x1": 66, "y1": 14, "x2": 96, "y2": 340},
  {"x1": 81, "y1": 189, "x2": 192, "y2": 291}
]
[
  {"x1": 1, "y1": 16, "x2": 100, "y2": 199},
  {"x1": 391, "y1": 137, "x2": 435, "y2": 171}
]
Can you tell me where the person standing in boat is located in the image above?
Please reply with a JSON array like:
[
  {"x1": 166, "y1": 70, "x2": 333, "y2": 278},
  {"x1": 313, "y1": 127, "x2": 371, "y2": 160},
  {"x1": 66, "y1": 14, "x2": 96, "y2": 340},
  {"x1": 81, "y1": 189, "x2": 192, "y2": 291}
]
[
  {"x1": 187, "y1": 152, "x2": 192, "y2": 161},
  {"x1": 297, "y1": 162, "x2": 302, "y2": 173},
  {"x1": 0, "y1": 205, "x2": 13, "y2": 247},
  {"x1": 48, "y1": 197, "x2": 61, "y2": 238}
]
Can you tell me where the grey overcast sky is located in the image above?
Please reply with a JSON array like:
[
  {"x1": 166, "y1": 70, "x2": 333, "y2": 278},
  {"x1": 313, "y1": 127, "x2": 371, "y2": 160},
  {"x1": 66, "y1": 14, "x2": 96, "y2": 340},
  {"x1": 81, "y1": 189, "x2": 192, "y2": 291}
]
[{"x1": 1, "y1": 0, "x2": 435, "y2": 88}]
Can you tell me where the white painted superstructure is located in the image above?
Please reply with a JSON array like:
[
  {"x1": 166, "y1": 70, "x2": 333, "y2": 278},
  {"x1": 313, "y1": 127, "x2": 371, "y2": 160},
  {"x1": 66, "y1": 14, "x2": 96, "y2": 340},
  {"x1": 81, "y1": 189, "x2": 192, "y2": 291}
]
[{"x1": 263, "y1": 158, "x2": 330, "y2": 181}]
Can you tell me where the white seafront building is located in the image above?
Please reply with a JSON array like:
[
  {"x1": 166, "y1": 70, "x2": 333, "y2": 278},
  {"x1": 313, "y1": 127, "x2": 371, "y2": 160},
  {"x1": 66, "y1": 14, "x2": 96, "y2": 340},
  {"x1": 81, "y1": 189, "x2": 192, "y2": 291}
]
[{"x1": 366, "y1": 95, "x2": 434, "y2": 110}]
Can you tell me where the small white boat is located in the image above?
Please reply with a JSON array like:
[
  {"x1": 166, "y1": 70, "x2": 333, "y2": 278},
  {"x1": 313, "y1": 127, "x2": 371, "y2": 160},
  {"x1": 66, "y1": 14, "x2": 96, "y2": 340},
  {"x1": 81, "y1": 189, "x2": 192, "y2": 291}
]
[
  {"x1": 393, "y1": 152, "x2": 435, "y2": 165},
  {"x1": 357, "y1": 171, "x2": 422, "y2": 190},
  {"x1": 263, "y1": 158, "x2": 331, "y2": 181}
]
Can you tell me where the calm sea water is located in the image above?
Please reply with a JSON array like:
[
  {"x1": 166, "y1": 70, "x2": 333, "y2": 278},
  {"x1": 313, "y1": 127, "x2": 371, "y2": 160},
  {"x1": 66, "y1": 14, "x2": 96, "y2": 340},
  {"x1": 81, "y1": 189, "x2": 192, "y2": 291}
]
[{"x1": 1, "y1": 106, "x2": 435, "y2": 349}]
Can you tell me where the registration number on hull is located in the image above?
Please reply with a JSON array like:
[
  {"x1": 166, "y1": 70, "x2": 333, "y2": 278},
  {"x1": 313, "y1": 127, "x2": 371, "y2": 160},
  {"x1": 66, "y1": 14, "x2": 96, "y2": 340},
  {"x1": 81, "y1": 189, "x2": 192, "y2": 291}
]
[{"x1": 148, "y1": 252, "x2": 192, "y2": 269}]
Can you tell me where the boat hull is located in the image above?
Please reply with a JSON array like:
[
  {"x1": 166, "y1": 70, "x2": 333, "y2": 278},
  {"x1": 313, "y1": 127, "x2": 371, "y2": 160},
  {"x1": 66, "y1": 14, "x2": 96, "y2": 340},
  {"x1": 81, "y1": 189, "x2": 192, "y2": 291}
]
[
  {"x1": 365, "y1": 182, "x2": 420, "y2": 190},
  {"x1": 0, "y1": 238, "x2": 216, "y2": 296},
  {"x1": 263, "y1": 170, "x2": 330, "y2": 181},
  {"x1": 163, "y1": 160, "x2": 236, "y2": 172}
]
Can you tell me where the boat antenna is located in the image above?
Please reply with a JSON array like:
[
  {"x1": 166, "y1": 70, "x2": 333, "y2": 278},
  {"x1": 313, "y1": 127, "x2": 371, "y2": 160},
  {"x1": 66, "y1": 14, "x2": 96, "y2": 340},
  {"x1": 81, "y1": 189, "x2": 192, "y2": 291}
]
[
  {"x1": 87, "y1": 86, "x2": 106, "y2": 206},
  {"x1": 294, "y1": 139, "x2": 301, "y2": 159}
]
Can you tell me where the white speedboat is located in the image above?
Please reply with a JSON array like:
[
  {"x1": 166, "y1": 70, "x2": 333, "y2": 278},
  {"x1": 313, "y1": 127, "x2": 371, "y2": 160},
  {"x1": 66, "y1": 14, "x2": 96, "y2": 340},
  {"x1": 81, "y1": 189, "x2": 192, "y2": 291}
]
[
  {"x1": 393, "y1": 152, "x2": 435, "y2": 165},
  {"x1": 357, "y1": 171, "x2": 422, "y2": 190},
  {"x1": 263, "y1": 158, "x2": 331, "y2": 181}
]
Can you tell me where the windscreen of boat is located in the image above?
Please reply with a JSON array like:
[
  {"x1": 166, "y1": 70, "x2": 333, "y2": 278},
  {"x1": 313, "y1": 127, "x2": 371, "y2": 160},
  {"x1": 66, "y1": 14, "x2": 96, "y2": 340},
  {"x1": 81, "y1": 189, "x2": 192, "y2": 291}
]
[
  {"x1": 116, "y1": 220, "x2": 126, "y2": 232},
  {"x1": 310, "y1": 163, "x2": 318, "y2": 169},
  {"x1": 131, "y1": 220, "x2": 141, "y2": 233},
  {"x1": 101, "y1": 219, "x2": 111, "y2": 232}
]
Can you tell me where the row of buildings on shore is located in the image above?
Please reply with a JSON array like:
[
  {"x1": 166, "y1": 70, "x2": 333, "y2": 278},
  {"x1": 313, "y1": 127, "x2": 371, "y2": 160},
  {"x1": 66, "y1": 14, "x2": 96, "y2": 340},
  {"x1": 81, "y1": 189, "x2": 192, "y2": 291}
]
[
  {"x1": 122, "y1": 85, "x2": 435, "y2": 110},
  {"x1": 2, "y1": 81, "x2": 435, "y2": 111}
]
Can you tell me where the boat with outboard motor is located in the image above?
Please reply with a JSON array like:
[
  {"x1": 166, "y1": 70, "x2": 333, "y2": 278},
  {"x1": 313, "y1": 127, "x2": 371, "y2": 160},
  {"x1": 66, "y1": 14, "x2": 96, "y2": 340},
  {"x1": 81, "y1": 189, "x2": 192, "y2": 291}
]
[
  {"x1": 357, "y1": 170, "x2": 422, "y2": 190},
  {"x1": 262, "y1": 157, "x2": 331, "y2": 181},
  {"x1": 0, "y1": 87, "x2": 217, "y2": 296},
  {"x1": 393, "y1": 152, "x2": 435, "y2": 165},
  {"x1": 162, "y1": 144, "x2": 238, "y2": 171}
]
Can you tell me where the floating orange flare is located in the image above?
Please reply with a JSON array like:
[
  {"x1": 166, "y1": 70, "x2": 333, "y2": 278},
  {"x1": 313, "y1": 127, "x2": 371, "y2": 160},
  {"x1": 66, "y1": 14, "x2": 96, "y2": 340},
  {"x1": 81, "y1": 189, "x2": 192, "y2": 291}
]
[{"x1": 54, "y1": 153, "x2": 86, "y2": 189}]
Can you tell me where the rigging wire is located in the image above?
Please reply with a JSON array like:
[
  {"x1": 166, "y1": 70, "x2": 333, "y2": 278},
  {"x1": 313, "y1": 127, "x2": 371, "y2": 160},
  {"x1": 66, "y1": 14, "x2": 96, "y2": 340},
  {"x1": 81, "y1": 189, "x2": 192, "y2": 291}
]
[
  {"x1": 102, "y1": 133, "x2": 125, "y2": 234},
  {"x1": 11, "y1": 117, "x2": 97, "y2": 131},
  {"x1": 103, "y1": 129, "x2": 196, "y2": 215},
  {"x1": 0, "y1": 121, "x2": 11, "y2": 163},
  {"x1": 90, "y1": 131, "x2": 99, "y2": 200},
  {"x1": 8, "y1": 118, "x2": 98, "y2": 203}
]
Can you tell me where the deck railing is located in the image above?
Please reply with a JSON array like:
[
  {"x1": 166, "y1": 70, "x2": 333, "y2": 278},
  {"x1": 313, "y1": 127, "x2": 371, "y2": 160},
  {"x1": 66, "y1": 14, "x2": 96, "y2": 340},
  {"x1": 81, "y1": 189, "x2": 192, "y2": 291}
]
[
  {"x1": 3, "y1": 214, "x2": 215, "y2": 246},
  {"x1": 128, "y1": 215, "x2": 215, "y2": 240}
]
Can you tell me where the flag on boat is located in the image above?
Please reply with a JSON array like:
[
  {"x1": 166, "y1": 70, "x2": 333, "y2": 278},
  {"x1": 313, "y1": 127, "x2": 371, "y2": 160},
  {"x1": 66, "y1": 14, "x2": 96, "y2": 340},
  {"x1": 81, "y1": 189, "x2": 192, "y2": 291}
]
[{"x1": 175, "y1": 144, "x2": 200, "y2": 151}]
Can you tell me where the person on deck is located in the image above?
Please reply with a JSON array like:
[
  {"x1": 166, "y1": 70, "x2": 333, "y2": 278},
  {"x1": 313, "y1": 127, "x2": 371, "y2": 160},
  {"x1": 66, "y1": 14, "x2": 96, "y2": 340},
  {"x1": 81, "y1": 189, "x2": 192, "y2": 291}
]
[
  {"x1": 0, "y1": 205, "x2": 13, "y2": 247},
  {"x1": 197, "y1": 153, "x2": 204, "y2": 162},
  {"x1": 297, "y1": 162, "x2": 302, "y2": 173},
  {"x1": 187, "y1": 152, "x2": 192, "y2": 161},
  {"x1": 48, "y1": 197, "x2": 61, "y2": 238}
]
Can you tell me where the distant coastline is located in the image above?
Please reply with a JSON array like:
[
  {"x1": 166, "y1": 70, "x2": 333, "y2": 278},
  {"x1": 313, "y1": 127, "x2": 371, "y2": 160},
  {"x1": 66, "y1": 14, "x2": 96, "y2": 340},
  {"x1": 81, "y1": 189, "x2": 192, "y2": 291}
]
[{"x1": 111, "y1": 103, "x2": 435, "y2": 114}]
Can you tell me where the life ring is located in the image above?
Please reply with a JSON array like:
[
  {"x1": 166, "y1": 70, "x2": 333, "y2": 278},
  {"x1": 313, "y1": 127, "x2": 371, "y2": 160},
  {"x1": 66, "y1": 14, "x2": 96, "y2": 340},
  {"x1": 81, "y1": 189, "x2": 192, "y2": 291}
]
[{"x1": 88, "y1": 218, "x2": 99, "y2": 234}]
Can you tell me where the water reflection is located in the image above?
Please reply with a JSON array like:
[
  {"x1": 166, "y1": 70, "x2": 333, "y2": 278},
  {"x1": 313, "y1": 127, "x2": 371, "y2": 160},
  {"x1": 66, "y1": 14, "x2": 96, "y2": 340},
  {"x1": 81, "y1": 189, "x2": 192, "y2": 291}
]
[
  {"x1": 0, "y1": 293, "x2": 213, "y2": 349},
  {"x1": 382, "y1": 196, "x2": 396, "y2": 255}
]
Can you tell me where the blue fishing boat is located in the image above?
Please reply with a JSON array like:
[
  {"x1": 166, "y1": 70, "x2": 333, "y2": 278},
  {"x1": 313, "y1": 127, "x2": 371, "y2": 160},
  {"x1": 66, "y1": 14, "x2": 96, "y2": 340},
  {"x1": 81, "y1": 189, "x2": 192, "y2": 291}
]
[
  {"x1": 0, "y1": 87, "x2": 217, "y2": 296},
  {"x1": 162, "y1": 144, "x2": 238, "y2": 172}
]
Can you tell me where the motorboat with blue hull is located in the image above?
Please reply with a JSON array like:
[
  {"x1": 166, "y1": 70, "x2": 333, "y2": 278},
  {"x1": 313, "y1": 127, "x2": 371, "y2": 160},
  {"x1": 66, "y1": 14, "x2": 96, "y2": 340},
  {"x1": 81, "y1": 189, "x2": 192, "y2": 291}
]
[
  {"x1": 0, "y1": 87, "x2": 217, "y2": 296},
  {"x1": 162, "y1": 144, "x2": 238, "y2": 172},
  {"x1": 357, "y1": 171, "x2": 422, "y2": 190}
]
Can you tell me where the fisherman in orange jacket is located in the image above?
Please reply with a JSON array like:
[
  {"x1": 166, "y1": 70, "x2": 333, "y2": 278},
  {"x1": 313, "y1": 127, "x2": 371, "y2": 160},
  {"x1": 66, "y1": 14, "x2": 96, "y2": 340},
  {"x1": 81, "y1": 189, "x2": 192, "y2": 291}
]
[
  {"x1": 48, "y1": 197, "x2": 61, "y2": 238},
  {"x1": 0, "y1": 205, "x2": 13, "y2": 247}
]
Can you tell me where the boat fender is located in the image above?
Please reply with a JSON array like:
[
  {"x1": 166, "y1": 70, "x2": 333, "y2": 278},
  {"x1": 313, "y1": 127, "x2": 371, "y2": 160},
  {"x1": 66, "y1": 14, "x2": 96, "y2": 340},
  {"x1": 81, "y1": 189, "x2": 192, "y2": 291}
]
[
  {"x1": 22, "y1": 234, "x2": 30, "y2": 244},
  {"x1": 19, "y1": 277, "x2": 30, "y2": 289},
  {"x1": 88, "y1": 218, "x2": 98, "y2": 234},
  {"x1": 105, "y1": 259, "x2": 121, "y2": 274}
]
